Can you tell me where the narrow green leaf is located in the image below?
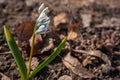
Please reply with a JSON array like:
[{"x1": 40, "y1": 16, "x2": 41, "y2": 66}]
[
  {"x1": 4, "y1": 26, "x2": 27, "y2": 80},
  {"x1": 29, "y1": 37, "x2": 67, "y2": 79}
]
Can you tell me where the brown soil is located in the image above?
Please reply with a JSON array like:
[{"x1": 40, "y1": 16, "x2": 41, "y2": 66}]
[{"x1": 0, "y1": 0, "x2": 120, "y2": 80}]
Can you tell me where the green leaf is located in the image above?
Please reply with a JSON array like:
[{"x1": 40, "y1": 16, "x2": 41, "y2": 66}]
[
  {"x1": 4, "y1": 26, "x2": 27, "y2": 80},
  {"x1": 29, "y1": 37, "x2": 67, "y2": 79}
]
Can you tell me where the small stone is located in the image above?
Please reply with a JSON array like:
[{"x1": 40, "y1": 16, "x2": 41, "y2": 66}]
[
  {"x1": 58, "y1": 75, "x2": 72, "y2": 80},
  {"x1": 81, "y1": 13, "x2": 92, "y2": 27},
  {"x1": 25, "y1": 0, "x2": 40, "y2": 7}
]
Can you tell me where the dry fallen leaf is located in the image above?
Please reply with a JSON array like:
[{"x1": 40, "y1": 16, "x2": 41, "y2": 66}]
[
  {"x1": 29, "y1": 34, "x2": 43, "y2": 55},
  {"x1": 16, "y1": 21, "x2": 36, "y2": 55},
  {"x1": 67, "y1": 21, "x2": 81, "y2": 40},
  {"x1": 17, "y1": 21, "x2": 35, "y2": 41},
  {"x1": 63, "y1": 52, "x2": 94, "y2": 78},
  {"x1": 40, "y1": 38, "x2": 54, "y2": 53},
  {"x1": 53, "y1": 12, "x2": 71, "y2": 30},
  {"x1": 73, "y1": 50, "x2": 111, "y2": 66},
  {"x1": 29, "y1": 34, "x2": 43, "y2": 49},
  {"x1": 82, "y1": 56, "x2": 96, "y2": 66}
]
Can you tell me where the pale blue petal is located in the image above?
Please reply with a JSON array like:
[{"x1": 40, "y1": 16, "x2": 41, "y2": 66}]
[
  {"x1": 37, "y1": 17, "x2": 50, "y2": 25},
  {"x1": 35, "y1": 24, "x2": 49, "y2": 34},
  {"x1": 37, "y1": 13, "x2": 47, "y2": 22},
  {"x1": 41, "y1": 7, "x2": 49, "y2": 14}
]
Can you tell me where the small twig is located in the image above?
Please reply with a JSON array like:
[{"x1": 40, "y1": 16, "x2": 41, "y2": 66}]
[
  {"x1": 0, "y1": 51, "x2": 11, "y2": 55},
  {"x1": 73, "y1": 49, "x2": 89, "y2": 54},
  {"x1": 0, "y1": 72, "x2": 10, "y2": 80}
]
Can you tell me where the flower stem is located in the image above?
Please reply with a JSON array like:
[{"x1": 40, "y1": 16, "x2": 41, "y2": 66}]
[{"x1": 26, "y1": 23, "x2": 38, "y2": 80}]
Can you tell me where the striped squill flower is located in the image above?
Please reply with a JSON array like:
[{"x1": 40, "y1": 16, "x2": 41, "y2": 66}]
[{"x1": 35, "y1": 3, "x2": 50, "y2": 34}]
